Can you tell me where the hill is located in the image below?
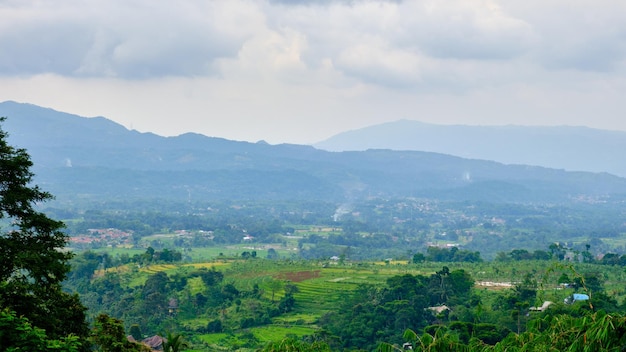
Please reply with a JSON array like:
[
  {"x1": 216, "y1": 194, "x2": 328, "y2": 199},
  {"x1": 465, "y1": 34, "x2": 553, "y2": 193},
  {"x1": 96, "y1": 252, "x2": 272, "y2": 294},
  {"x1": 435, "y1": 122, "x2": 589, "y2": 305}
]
[
  {"x1": 314, "y1": 119, "x2": 626, "y2": 177},
  {"x1": 2, "y1": 101, "x2": 626, "y2": 205}
]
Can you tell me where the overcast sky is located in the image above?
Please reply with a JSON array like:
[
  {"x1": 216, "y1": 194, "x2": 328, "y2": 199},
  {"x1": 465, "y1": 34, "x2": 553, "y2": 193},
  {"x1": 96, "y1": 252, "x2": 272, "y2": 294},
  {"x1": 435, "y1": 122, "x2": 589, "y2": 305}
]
[{"x1": 1, "y1": 0, "x2": 625, "y2": 144}]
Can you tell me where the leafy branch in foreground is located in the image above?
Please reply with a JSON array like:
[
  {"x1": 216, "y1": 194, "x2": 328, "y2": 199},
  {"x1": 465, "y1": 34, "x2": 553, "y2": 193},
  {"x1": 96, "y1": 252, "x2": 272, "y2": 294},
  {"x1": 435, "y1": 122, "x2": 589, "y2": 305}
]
[{"x1": 379, "y1": 311, "x2": 626, "y2": 352}]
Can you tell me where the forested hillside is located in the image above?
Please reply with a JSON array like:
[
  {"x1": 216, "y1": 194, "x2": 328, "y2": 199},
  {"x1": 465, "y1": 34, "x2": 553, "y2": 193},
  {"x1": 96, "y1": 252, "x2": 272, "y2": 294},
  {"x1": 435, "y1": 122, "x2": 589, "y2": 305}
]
[
  {"x1": 63, "y1": 251, "x2": 626, "y2": 351},
  {"x1": 3, "y1": 101, "x2": 626, "y2": 205}
]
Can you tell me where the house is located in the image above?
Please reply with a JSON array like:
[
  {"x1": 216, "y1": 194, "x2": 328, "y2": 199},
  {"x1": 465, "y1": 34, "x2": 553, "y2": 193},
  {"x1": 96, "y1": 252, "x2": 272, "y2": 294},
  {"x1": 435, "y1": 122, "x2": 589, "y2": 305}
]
[
  {"x1": 127, "y1": 335, "x2": 165, "y2": 351},
  {"x1": 168, "y1": 298, "x2": 179, "y2": 316},
  {"x1": 142, "y1": 335, "x2": 165, "y2": 351},
  {"x1": 564, "y1": 293, "x2": 589, "y2": 304}
]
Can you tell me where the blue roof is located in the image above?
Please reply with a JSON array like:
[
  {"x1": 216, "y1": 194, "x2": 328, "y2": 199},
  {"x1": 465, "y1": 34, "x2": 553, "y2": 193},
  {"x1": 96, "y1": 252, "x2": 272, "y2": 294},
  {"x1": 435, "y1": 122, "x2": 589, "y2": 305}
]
[{"x1": 573, "y1": 293, "x2": 589, "y2": 301}]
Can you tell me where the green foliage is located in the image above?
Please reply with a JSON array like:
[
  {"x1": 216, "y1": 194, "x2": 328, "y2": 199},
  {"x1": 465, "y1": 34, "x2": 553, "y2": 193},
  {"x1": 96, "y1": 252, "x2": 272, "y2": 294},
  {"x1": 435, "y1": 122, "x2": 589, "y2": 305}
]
[
  {"x1": 0, "y1": 117, "x2": 89, "y2": 348},
  {"x1": 0, "y1": 308, "x2": 82, "y2": 352},
  {"x1": 412, "y1": 253, "x2": 426, "y2": 263},
  {"x1": 129, "y1": 324, "x2": 143, "y2": 341},
  {"x1": 266, "y1": 279, "x2": 285, "y2": 302},
  {"x1": 90, "y1": 314, "x2": 150, "y2": 352},
  {"x1": 259, "y1": 337, "x2": 332, "y2": 351},
  {"x1": 162, "y1": 332, "x2": 189, "y2": 352},
  {"x1": 426, "y1": 246, "x2": 482, "y2": 263},
  {"x1": 380, "y1": 312, "x2": 626, "y2": 351},
  {"x1": 206, "y1": 319, "x2": 223, "y2": 333},
  {"x1": 320, "y1": 267, "x2": 479, "y2": 350},
  {"x1": 378, "y1": 327, "x2": 470, "y2": 352},
  {"x1": 63, "y1": 244, "x2": 626, "y2": 351}
]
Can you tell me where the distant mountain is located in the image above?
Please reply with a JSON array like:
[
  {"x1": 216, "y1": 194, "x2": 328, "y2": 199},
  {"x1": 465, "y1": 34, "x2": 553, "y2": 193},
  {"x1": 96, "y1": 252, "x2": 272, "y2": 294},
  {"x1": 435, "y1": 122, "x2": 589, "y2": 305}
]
[
  {"x1": 314, "y1": 120, "x2": 626, "y2": 177},
  {"x1": 2, "y1": 101, "x2": 626, "y2": 205}
]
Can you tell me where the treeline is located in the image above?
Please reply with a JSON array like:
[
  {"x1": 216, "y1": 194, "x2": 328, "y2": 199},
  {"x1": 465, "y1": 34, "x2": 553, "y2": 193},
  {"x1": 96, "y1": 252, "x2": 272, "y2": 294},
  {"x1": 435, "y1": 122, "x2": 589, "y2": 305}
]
[
  {"x1": 413, "y1": 243, "x2": 626, "y2": 266},
  {"x1": 413, "y1": 246, "x2": 483, "y2": 263},
  {"x1": 495, "y1": 243, "x2": 626, "y2": 266}
]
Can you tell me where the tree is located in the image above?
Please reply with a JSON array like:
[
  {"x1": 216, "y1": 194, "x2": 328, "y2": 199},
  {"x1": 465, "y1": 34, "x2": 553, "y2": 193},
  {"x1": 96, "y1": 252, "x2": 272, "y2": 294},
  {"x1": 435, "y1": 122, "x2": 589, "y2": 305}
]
[
  {"x1": 412, "y1": 253, "x2": 426, "y2": 263},
  {"x1": 266, "y1": 279, "x2": 284, "y2": 302},
  {"x1": 0, "y1": 117, "x2": 89, "y2": 346},
  {"x1": 0, "y1": 308, "x2": 81, "y2": 352},
  {"x1": 129, "y1": 324, "x2": 143, "y2": 342},
  {"x1": 266, "y1": 248, "x2": 279, "y2": 259},
  {"x1": 90, "y1": 314, "x2": 149, "y2": 352},
  {"x1": 162, "y1": 332, "x2": 189, "y2": 352}
]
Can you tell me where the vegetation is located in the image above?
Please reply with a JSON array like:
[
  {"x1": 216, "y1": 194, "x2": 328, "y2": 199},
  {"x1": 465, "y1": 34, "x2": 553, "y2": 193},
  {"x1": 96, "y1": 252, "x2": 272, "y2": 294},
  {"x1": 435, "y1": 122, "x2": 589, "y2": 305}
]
[
  {"x1": 378, "y1": 311, "x2": 626, "y2": 351},
  {"x1": 59, "y1": 250, "x2": 626, "y2": 351},
  {"x1": 0, "y1": 117, "x2": 89, "y2": 350},
  {"x1": 0, "y1": 308, "x2": 82, "y2": 352}
]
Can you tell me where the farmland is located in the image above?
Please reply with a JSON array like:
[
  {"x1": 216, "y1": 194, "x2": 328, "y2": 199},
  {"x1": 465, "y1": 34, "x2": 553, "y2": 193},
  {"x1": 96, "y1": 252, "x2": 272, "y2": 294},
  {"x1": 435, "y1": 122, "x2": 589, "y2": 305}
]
[
  {"x1": 60, "y1": 202, "x2": 626, "y2": 350},
  {"x1": 66, "y1": 244, "x2": 626, "y2": 351}
]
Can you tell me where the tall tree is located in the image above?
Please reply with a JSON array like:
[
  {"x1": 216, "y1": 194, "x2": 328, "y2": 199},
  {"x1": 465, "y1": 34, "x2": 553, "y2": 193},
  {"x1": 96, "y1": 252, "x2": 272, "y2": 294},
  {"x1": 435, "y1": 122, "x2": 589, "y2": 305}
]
[
  {"x1": 90, "y1": 314, "x2": 149, "y2": 352},
  {"x1": 0, "y1": 117, "x2": 89, "y2": 345}
]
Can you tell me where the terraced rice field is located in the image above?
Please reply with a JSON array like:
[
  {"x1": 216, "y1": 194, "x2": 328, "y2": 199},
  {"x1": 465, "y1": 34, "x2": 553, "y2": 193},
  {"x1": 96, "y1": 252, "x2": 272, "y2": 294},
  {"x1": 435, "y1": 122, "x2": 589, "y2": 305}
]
[{"x1": 295, "y1": 280, "x2": 356, "y2": 312}]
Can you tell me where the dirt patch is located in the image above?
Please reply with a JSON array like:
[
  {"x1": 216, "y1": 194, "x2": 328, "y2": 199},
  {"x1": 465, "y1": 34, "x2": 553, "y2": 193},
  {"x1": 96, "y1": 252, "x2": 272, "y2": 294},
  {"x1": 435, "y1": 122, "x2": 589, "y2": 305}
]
[{"x1": 276, "y1": 270, "x2": 321, "y2": 282}]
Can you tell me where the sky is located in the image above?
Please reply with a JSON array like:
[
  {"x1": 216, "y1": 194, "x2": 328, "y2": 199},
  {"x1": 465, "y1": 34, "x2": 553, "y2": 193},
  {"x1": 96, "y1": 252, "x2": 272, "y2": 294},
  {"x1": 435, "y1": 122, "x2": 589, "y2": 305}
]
[{"x1": 1, "y1": 0, "x2": 625, "y2": 145}]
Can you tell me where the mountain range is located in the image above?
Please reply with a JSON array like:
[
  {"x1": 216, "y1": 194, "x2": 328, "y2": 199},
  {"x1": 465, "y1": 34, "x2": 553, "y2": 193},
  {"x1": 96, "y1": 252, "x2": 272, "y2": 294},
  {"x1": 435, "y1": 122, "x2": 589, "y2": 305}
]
[
  {"x1": 315, "y1": 119, "x2": 626, "y2": 177},
  {"x1": 1, "y1": 100, "x2": 626, "y2": 205}
]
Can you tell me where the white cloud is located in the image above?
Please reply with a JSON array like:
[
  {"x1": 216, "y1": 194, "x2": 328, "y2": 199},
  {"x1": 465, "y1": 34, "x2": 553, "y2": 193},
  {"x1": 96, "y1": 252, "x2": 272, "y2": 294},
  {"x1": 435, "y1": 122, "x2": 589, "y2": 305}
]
[
  {"x1": 260, "y1": 0, "x2": 538, "y2": 88},
  {"x1": 2, "y1": 0, "x2": 625, "y2": 81},
  {"x1": 503, "y1": 1, "x2": 626, "y2": 72},
  {"x1": 0, "y1": 0, "x2": 259, "y2": 78},
  {"x1": 335, "y1": 38, "x2": 424, "y2": 86}
]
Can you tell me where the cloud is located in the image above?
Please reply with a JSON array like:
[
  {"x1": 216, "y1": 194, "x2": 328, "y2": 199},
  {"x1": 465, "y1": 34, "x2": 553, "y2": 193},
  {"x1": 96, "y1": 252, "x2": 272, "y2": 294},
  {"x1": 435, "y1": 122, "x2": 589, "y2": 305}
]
[
  {"x1": 502, "y1": 1, "x2": 626, "y2": 72},
  {"x1": 262, "y1": 0, "x2": 537, "y2": 88},
  {"x1": 334, "y1": 38, "x2": 423, "y2": 87},
  {"x1": 0, "y1": 1, "x2": 260, "y2": 78},
  {"x1": 396, "y1": 0, "x2": 536, "y2": 61},
  {"x1": 1, "y1": 0, "x2": 626, "y2": 89}
]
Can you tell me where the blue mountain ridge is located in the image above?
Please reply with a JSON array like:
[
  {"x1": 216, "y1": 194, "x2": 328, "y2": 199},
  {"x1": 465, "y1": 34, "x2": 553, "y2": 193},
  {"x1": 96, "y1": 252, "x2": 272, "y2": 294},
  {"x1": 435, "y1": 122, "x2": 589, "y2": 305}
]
[
  {"x1": 2, "y1": 100, "x2": 626, "y2": 204},
  {"x1": 315, "y1": 119, "x2": 626, "y2": 177}
]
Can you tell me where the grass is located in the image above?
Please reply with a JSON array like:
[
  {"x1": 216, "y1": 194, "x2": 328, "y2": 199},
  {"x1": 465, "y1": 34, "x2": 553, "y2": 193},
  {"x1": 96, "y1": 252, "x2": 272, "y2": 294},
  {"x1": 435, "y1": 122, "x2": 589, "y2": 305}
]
[
  {"x1": 195, "y1": 333, "x2": 230, "y2": 347},
  {"x1": 250, "y1": 325, "x2": 317, "y2": 342}
]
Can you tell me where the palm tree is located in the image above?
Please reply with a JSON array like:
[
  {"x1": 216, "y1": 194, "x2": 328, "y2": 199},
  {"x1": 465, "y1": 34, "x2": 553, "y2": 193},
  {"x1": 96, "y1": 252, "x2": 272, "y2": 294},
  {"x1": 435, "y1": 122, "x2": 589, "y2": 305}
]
[{"x1": 162, "y1": 332, "x2": 189, "y2": 352}]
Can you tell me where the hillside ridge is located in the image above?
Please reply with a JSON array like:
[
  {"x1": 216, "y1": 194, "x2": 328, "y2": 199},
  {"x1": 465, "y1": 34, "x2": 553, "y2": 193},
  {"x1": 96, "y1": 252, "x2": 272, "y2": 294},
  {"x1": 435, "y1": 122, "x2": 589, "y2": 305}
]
[
  {"x1": 1, "y1": 100, "x2": 625, "y2": 204},
  {"x1": 315, "y1": 119, "x2": 626, "y2": 177}
]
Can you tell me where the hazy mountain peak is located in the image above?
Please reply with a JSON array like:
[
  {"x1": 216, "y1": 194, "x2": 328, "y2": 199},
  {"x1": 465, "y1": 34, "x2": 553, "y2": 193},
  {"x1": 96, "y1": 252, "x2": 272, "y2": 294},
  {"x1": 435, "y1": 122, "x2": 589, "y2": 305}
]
[{"x1": 315, "y1": 119, "x2": 626, "y2": 177}]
